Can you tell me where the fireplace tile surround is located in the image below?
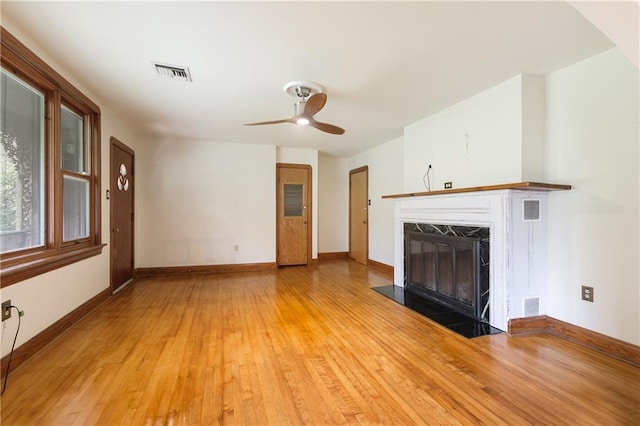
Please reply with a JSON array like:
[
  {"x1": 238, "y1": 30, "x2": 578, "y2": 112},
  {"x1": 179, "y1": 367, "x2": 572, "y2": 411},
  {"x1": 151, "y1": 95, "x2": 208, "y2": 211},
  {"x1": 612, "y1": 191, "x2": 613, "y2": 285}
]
[{"x1": 384, "y1": 182, "x2": 571, "y2": 332}]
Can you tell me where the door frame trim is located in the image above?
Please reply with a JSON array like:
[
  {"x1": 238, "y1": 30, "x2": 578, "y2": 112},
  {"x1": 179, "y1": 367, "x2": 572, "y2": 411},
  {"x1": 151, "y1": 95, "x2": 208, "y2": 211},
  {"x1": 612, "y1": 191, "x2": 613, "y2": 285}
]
[
  {"x1": 276, "y1": 163, "x2": 312, "y2": 266},
  {"x1": 109, "y1": 137, "x2": 135, "y2": 293},
  {"x1": 349, "y1": 165, "x2": 369, "y2": 264}
]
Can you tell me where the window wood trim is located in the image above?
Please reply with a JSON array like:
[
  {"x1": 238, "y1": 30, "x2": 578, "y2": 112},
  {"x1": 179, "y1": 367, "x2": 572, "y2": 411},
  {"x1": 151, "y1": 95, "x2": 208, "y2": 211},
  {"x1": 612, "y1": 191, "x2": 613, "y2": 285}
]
[
  {"x1": 1, "y1": 28, "x2": 100, "y2": 112},
  {"x1": 0, "y1": 27, "x2": 104, "y2": 287}
]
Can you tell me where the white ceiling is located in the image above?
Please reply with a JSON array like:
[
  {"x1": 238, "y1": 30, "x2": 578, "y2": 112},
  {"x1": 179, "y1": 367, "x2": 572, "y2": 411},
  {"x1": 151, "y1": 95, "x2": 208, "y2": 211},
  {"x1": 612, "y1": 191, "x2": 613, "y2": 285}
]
[{"x1": 1, "y1": 1, "x2": 619, "y2": 157}]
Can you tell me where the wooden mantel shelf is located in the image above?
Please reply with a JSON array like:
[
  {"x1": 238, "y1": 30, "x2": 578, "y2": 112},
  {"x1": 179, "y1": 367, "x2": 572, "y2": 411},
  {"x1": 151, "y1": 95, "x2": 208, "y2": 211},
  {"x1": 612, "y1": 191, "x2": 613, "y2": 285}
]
[{"x1": 381, "y1": 182, "x2": 571, "y2": 199}]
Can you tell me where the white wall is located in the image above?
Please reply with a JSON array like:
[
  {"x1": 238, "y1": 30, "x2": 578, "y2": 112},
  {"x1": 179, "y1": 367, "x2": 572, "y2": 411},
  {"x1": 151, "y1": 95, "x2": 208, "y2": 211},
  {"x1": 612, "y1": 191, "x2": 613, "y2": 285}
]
[
  {"x1": 318, "y1": 156, "x2": 349, "y2": 253},
  {"x1": 277, "y1": 147, "x2": 319, "y2": 259},
  {"x1": 403, "y1": 74, "x2": 546, "y2": 192},
  {"x1": 545, "y1": 48, "x2": 639, "y2": 345},
  {"x1": 136, "y1": 139, "x2": 276, "y2": 266},
  {"x1": 404, "y1": 75, "x2": 523, "y2": 192},
  {"x1": 348, "y1": 137, "x2": 404, "y2": 265},
  {"x1": 1, "y1": 22, "x2": 137, "y2": 357}
]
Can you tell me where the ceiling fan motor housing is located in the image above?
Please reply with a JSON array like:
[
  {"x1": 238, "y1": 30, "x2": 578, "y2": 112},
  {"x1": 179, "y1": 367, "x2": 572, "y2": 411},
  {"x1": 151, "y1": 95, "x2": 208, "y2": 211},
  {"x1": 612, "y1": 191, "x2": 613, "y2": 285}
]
[
  {"x1": 295, "y1": 86, "x2": 311, "y2": 99},
  {"x1": 283, "y1": 81, "x2": 323, "y2": 99}
]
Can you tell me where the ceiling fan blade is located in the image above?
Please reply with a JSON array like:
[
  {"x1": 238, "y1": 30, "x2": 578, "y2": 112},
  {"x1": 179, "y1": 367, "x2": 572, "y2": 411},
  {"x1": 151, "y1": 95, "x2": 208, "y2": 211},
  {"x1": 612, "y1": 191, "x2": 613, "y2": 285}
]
[
  {"x1": 309, "y1": 119, "x2": 345, "y2": 135},
  {"x1": 303, "y1": 93, "x2": 327, "y2": 116},
  {"x1": 244, "y1": 118, "x2": 294, "y2": 126}
]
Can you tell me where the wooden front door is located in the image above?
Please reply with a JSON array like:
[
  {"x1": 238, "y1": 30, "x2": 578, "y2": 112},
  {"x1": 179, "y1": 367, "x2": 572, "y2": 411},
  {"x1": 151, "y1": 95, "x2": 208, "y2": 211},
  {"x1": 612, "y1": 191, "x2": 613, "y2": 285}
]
[
  {"x1": 277, "y1": 164, "x2": 311, "y2": 266},
  {"x1": 110, "y1": 137, "x2": 135, "y2": 293},
  {"x1": 349, "y1": 166, "x2": 368, "y2": 264}
]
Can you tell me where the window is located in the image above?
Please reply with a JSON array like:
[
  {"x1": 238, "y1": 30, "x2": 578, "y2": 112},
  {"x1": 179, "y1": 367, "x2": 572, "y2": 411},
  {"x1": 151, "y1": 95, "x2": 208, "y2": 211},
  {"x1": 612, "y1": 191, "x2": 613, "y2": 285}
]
[
  {"x1": 0, "y1": 71, "x2": 45, "y2": 253},
  {"x1": 283, "y1": 184, "x2": 303, "y2": 217},
  {"x1": 1, "y1": 27, "x2": 103, "y2": 287},
  {"x1": 61, "y1": 105, "x2": 90, "y2": 242}
]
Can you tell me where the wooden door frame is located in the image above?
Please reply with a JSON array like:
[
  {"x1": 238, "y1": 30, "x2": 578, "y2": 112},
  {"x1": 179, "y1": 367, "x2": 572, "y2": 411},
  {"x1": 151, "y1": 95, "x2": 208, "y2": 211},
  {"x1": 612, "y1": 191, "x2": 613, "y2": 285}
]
[
  {"x1": 349, "y1": 166, "x2": 369, "y2": 264},
  {"x1": 110, "y1": 137, "x2": 135, "y2": 293},
  {"x1": 276, "y1": 163, "x2": 312, "y2": 266}
]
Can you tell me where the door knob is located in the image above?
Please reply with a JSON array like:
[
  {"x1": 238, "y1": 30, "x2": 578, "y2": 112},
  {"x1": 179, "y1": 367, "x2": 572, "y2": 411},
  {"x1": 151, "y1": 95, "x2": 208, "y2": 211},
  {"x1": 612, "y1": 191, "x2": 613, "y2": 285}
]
[{"x1": 112, "y1": 228, "x2": 120, "y2": 233}]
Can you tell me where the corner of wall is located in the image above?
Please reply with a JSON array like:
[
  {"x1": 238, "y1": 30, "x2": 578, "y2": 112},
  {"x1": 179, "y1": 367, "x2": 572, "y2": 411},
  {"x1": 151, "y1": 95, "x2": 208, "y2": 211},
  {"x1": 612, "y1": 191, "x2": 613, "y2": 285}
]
[{"x1": 521, "y1": 74, "x2": 546, "y2": 182}]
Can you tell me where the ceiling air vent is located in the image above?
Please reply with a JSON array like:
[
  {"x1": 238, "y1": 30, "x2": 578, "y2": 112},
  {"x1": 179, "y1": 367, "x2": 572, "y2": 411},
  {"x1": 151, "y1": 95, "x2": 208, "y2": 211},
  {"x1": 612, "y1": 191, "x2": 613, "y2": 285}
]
[{"x1": 153, "y1": 63, "x2": 192, "y2": 82}]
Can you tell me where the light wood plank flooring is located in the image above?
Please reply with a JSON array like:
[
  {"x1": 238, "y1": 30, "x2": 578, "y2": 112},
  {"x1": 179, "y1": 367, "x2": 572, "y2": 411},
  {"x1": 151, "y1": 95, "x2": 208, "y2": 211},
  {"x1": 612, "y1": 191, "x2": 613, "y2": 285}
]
[{"x1": 1, "y1": 260, "x2": 638, "y2": 424}]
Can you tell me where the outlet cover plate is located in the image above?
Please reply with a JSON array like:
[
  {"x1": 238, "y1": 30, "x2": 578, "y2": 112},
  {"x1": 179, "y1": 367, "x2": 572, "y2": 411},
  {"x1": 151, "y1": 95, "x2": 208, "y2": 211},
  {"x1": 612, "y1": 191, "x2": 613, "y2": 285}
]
[
  {"x1": 581, "y1": 286, "x2": 594, "y2": 302},
  {"x1": 2, "y1": 300, "x2": 11, "y2": 321}
]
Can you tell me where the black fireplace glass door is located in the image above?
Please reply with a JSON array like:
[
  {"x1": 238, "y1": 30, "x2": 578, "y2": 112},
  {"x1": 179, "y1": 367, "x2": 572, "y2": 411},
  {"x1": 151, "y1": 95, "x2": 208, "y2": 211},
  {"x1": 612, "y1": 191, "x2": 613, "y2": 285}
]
[
  {"x1": 404, "y1": 230, "x2": 481, "y2": 319},
  {"x1": 437, "y1": 244, "x2": 453, "y2": 297},
  {"x1": 423, "y1": 242, "x2": 437, "y2": 291},
  {"x1": 455, "y1": 246, "x2": 473, "y2": 305},
  {"x1": 408, "y1": 239, "x2": 422, "y2": 284}
]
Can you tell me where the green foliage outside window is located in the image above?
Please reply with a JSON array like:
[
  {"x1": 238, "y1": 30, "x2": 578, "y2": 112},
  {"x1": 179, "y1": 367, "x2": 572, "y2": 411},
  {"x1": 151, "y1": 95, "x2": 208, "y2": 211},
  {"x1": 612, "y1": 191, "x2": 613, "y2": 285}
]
[{"x1": 1, "y1": 132, "x2": 19, "y2": 232}]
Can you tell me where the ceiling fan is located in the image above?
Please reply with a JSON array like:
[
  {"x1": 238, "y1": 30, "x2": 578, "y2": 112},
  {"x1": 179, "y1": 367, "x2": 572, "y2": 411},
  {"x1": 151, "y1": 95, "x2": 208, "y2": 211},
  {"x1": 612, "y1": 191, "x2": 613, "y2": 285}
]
[{"x1": 245, "y1": 81, "x2": 345, "y2": 135}]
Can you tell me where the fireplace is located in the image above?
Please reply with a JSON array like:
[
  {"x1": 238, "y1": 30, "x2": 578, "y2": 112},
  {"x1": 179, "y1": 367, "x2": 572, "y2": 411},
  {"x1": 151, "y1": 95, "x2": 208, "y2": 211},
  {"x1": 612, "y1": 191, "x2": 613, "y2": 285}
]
[
  {"x1": 385, "y1": 182, "x2": 571, "y2": 331},
  {"x1": 404, "y1": 223, "x2": 489, "y2": 321}
]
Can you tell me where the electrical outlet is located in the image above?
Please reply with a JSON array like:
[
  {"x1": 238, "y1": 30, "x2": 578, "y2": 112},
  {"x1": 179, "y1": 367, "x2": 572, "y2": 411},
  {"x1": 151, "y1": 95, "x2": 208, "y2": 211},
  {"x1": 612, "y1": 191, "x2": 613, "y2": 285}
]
[
  {"x1": 2, "y1": 300, "x2": 11, "y2": 321},
  {"x1": 444, "y1": 182, "x2": 453, "y2": 189},
  {"x1": 581, "y1": 285, "x2": 594, "y2": 302}
]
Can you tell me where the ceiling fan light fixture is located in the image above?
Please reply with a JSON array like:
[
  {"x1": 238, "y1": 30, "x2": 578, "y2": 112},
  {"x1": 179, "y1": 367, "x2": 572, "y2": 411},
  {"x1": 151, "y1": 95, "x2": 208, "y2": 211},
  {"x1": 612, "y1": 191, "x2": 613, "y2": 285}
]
[{"x1": 245, "y1": 81, "x2": 345, "y2": 135}]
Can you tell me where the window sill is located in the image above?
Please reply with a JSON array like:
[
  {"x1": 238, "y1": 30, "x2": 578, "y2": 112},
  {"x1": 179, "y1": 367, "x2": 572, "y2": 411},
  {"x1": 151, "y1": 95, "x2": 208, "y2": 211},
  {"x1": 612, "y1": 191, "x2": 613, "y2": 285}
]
[{"x1": 1, "y1": 244, "x2": 106, "y2": 288}]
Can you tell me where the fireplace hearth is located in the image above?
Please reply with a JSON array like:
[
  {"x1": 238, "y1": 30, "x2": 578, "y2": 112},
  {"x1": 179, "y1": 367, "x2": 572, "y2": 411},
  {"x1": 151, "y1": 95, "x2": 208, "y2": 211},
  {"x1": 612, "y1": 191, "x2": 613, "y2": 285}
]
[{"x1": 404, "y1": 223, "x2": 490, "y2": 321}]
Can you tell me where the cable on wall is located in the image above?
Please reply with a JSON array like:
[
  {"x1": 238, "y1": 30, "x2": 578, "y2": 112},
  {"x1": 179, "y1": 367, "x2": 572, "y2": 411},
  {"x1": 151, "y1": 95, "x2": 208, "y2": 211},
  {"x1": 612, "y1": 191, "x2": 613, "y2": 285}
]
[
  {"x1": 422, "y1": 164, "x2": 432, "y2": 192},
  {"x1": 1, "y1": 305, "x2": 24, "y2": 396}
]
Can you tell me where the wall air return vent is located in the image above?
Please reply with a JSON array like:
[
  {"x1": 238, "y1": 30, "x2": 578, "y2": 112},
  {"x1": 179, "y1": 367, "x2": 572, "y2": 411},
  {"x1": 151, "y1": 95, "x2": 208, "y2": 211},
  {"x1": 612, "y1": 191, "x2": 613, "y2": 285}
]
[
  {"x1": 522, "y1": 199, "x2": 540, "y2": 221},
  {"x1": 523, "y1": 296, "x2": 540, "y2": 317},
  {"x1": 154, "y1": 63, "x2": 192, "y2": 82}
]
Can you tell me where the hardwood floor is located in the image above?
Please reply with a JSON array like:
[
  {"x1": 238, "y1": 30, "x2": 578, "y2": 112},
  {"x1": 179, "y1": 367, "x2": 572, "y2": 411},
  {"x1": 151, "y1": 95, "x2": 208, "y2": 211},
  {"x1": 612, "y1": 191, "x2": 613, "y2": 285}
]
[{"x1": 1, "y1": 260, "x2": 638, "y2": 424}]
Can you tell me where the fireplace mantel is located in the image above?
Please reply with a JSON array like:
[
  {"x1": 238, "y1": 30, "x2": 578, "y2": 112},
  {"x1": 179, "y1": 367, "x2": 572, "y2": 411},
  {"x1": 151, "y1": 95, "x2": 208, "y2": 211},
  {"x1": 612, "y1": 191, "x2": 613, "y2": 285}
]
[
  {"x1": 389, "y1": 182, "x2": 570, "y2": 332},
  {"x1": 382, "y1": 181, "x2": 571, "y2": 199}
]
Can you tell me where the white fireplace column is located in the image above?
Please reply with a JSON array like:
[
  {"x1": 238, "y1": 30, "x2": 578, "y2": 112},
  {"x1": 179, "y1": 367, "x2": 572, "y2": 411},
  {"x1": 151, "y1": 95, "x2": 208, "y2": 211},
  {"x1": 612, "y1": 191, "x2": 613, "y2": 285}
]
[{"x1": 391, "y1": 188, "x2": 555, "y2": 332}]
